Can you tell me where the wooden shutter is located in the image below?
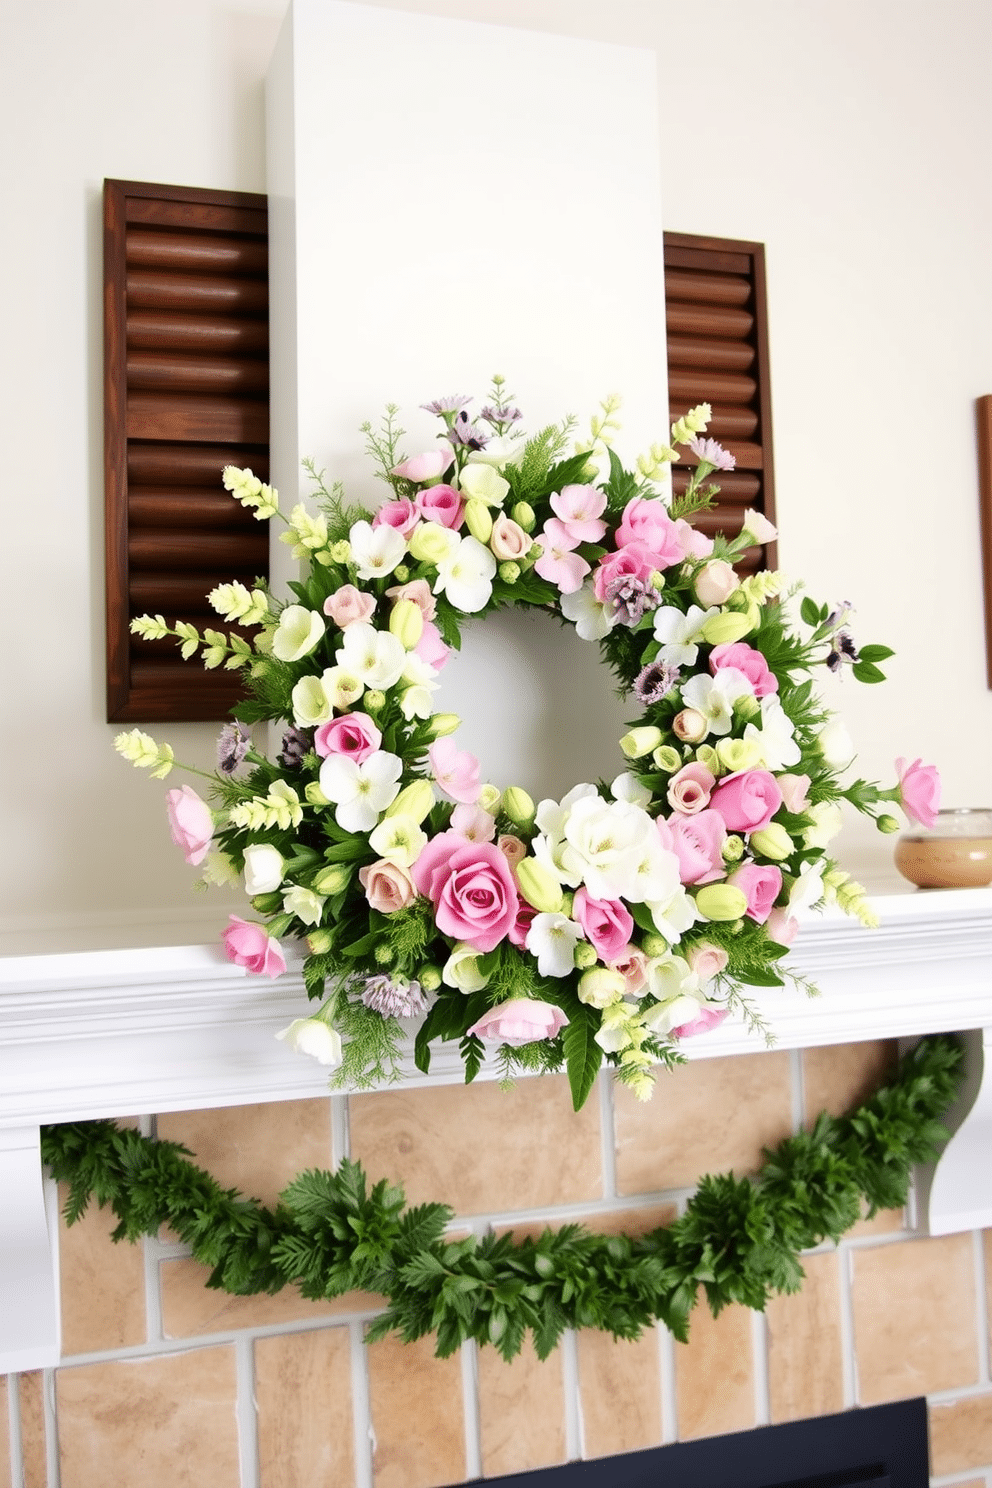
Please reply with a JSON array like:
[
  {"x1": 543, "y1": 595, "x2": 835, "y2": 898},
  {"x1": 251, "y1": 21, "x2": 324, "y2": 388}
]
[
  {"x1": 104, "y1": 180, "x2": 270, "y2": 722},
  {"x1": 664, "y1": 232, "x2": 776, "y2": 572}
]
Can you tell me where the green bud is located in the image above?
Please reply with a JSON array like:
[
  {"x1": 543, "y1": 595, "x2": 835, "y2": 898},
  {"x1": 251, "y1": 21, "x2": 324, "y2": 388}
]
[
  {"x1": 478, "y1": 783, "x2": 502, "y2": 814},
  {"x1": 374, "y1": 943, "x2": 394, "y2": 965},
  {"x1": 427, "y1": 712, "x2": 461, "y2": 738},
  {"x1": 695, "y1": 884, "x2": 749, "y2": 922},
  {"x1": 503, "y1": 785, "x2": 536, "y2": 828},
  {"x1": 722, "y1": 834, "x2": 745, "y2": 863},
  {"x1": 363, "y1": 689, "x2": 386, "y2": 713},
  {"x1": 651, "y1": 744, "x2": 683, "y2": 774},
  {"x1": 749, "y1": 822, "x2": 794, "y2": 861},
  {"x1": 389, "y1": 597, "x2": 424, "y2": 650},
  {"x1": 463, "y1": 498, "x2": 494, "y2": 544},
  {"x1": 573, "y1": 941, "x2": 598, "y2": 969},
  {"x1": 620, "y1": 725, "x2": 662, "y2": 760},
  {"x1": 515, "y1": 857, "x2": 564, "y2": 914},
  {"x1": 312, "y1": 863, "x2": 351, "y2": 895},
  {"x1": 511, "y1": 501, "x2": 536, "y2": 532},
  {"x1": 419, "y1": 965, "x2": 442, "y2": 992},
  {"x1": 306, "y1": 928, "x2": 336, "y2": 955},
  {"x1": 650, "y1": 570, "x2": 666, "y2": 592},
  {"x1": 876, "y1": 814, "x2": 901, "y2": 835},
  {"x1": 383, "y1": 779, "x2": 435, "y2": 824},
  {"x1": 732, "y1": 695, "x2": 762, "y2": 725},
  {"x1": 641, "y1": 933, "x2": 670, "y2": 957},
  {"x1": 251, "y1": 892, "x2": 284, "y2": 915},
  {"x1": 577, "y1": 967, "x2": 626, "y2": 1008},
  {"x1": 304, "y1": 782, "x2": 330, "y2": 807},
  {"x1": 393, "y1": 564, "x2": 410, "y2": 584},
  {"x1": 498, "y1": 561, "x2": 521, "y2": 584},
  {"x1": 695, "y1": 744, "x2": 722, "y2": 776},
  {"x1": 700, "y1": 611, "x2": 753, "y2": 646},
  {"x1": 716, "y1": 736, "x2": 762, "y2": 773}
]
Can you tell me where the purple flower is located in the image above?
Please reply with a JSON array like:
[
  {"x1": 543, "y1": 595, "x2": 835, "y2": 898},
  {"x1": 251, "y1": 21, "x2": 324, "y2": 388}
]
[
  {"x1": 421, "y1": 395, "x2": 471, "y2": 417},
  {"x1": 826, "y1": 629, "x2": 860, "y2": 672},
  {"x1": 278, "y1": 726, "x2": 312, "y2": 769},
  {"x1": 481, "y1": 403, "x2": 523, "y2": 428},
  {"x1": 360, "y1": 975, "x2": 429, "y2": 1018},
  {"x1": 635, "y1": 659, "x2": 681, "y2": 703},
  {"x1": 447, "y1": 409, "x2": 489, "y2": 449},
  {"x1": 604, "y1": 575, "x2": 662, "y2": 626},
  {"x1": 688, "y1": 435, "x2": 736, "y2": 472},
  {"x1": 217, "y1": 722, "x2": 251, "y2": 775}
]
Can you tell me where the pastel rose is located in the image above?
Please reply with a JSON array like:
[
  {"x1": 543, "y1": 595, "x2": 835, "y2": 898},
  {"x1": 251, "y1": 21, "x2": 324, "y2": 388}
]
[
  {"x1": 672, "y1": 708, "x2": 709, "y2": 744},
  {"x1": 694, "y1": 559, "x2": 739, "y2": 607},
  {"x1": 672, "y1": 1004, "x2": 729, "y2": 1038},
  {"x1": 489, "y1": 513, "x2": 531, "y2": 561},
  {"x1": 314, "y1": 711, "x2": 382, "y2": 763},
  {"x1": 667, "y1": 762, "x2": 716, "y2": 816},
  {"x1": 673, "y1": 517, "x2": 714, "y2": 560},
  {"x1": 415, "y1": 619, "x2": 451, "y2": 670},
  {"x1": 777, "y1": 773, "x2": 812, "y2": 813},
  {"x1": 411, "y1": 832, "x2": 519, "y2": 952},
  {"x1": 668, "y1": 809, "x2": 727, "y2": 885},
  {"x1": 710, "y1": 769, "x2": 783, "y2": 834},
  {"x1": 416, "y1": 483, "x2": 463, "y2": 528},
  {"x1": 498, "y1": 834, "x2": 528, "y2": 869},
  {"x1": 386, "y1": 578, "x2": 437, "y2": 621},
  {"x1": 508, "y1": 900, "x2": 538, "y2": 948},
  {"x1": 607, "y1": 946, "x2": 648, "y2": 996},
  {"x1": 165, "y1": 785, "x2": 213, "y2": 865},
  {"x1": 323, "y1": 584, "x2": 376, "y2": 629},
  {"x1": 685, "y1": 941, "x2": 729, "y2": 982},
  {"x1": 572, "y1": 888, "x2": 634, "y2": 963},
  {"x1": 450, "y1": 804, "x2": 497, "y2": 843},
  {"x1": 615, "y1": 496, "x2": 684, "y2": 567},
  {"x1": 222, "y1": 916, "x2": 286, "y2": 978},
  {"x1": 592, "y1": 541, "x2": 658, "y2": 603},
  {"x1": 766, "y1": 907, "x2": 799, "y2": 947},
  {"x1": 358, "y1": 859, "x2": 416, "y2": 914},
  {"x1": 727, "y1": 862, "x2": 783, "y2": 923},
  {"x1": 391, "y1": 448, "x2": 454, "y2": 483},
  {"x1": 467, "y1": 997, "x2": 568, "y2": 1048},
  {"x1": 710, "y1": 642, "x2": 778, "y2": 698},
  {"x1": 896, "y1": 757, "x2": 941, "y2": 829},
  {"x1": 372, "y1": 496, "x2": 420, "y2": 538}
]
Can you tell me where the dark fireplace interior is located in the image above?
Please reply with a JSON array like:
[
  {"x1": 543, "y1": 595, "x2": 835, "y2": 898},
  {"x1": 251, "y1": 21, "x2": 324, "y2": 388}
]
[{"x1": 469, "y1": 1398, "x2": 928, "y2": 1487}]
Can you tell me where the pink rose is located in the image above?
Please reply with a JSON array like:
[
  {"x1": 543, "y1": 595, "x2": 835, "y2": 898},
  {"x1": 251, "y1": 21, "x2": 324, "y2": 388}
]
[
  {"x1": 592, "y1": 542, "x2": 658, "y2": 604},
  {"x1": 508, "y1": 899, "x2": 537, "y2": 948},
  {"x1": 386, "y1": 578, "x2": 437, "y2": 621},
  {"x1": 498, "y1": 834, "x2": 528, "y2": 869},
  {"x1": 777, "y1": 773, "x2": 811, "y2": 814},
  {"x1": 415, "y1": 619, "x2": 451, "y2": 670},
  {"x1": 467, "y1": 997, "x2": 569, "y2": 1047},
  {"x1": 572, "y1": 888, "x2": 634, "y2": 963},
  {"x1": 165, "y1": 785, "x2": 213, "y2": 865},
  {"x1": 416, "y1": 483, "x2": 463, "y2": 528},
  {"x1": 766, "y1": 908, "x2": 799, "y2": 947},
  {"x1": 324, "y1": 584, "x2": 376, "y2": 628},
  {"x1": 667, "y1": 809, "x2": 727, "y2": 885},
  {"x1": 672, "y1": 1004, "x2": 729, "y2": 1039},
  {"x1": 372, "y1": 497, "x2": 419, "y2": 538},
  {"x1": 412, "y1": 833, "x2": 519, "y2": 952},
  {"x1": 685, "y1": 941, "x2": 729, "y2": 982},
  {"x1": 710, "y1": 642, "x2": 778, "y2": 698},
  {"x1": 694, "y1": 559, "x2": 738, "y2": 607},
  {"x1": 489, "y1": 513, "x2": 531, "y2": 561},
  {"x1": 607, "y1": 947, "x2": 648, "y2": 996},
  {"x1": 391, "y1": 448, "x2": 454, "y2": 483},
  {"x1": 222, "y1": 916, "x2": 286, "y2": 978},
  {"x1": 667, "y1": 762, "x2": 716, "y2": 816},
  {"x1": 727, "y1": 862, "x2": 782, "y2": 923},
  {"x1": 429, "y1": 737, "x2": 481, "y2": 804},
  {"x1": 314, "y1": 711, "x2": 382, "y2": 762},
  {"x1": 710, "y1": 770, "x2": 783, "y2": 834},
  {"x1": 896, "y1": 757, "x2": 941, "y2": 829},
  {"x1": 615, "y1": 496, "x2": 684, "y2": 568},
  {"x1": 450, "y1": 804, "x2": 497, "y2": 843},
  {"x1": 673, "y1": 517, "x2": 714, "y2": 560},
  {"x1": 359, "y1": 859, "x2": 416, "y2": 915}
]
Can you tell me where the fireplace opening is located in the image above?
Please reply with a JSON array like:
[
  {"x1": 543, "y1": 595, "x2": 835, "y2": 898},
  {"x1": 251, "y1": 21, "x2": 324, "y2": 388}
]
[{"x1": 468, "y1": 1398, "x2": 928, "y2": 1487}]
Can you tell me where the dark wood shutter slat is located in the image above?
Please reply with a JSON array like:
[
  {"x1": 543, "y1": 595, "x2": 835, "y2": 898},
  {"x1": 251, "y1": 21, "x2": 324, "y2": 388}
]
[
  {"x1": 127, "y1": 311, "x2": 269, "y2": 356},
  {"x1": 128, "y1": 489, "x2": 257, "y2": 530},
  {"x1": 126, "y1": 390, "x2": 269, "y2": 445},
  {"x1": 126, "y1": 443, "x2": 268, "y2": 486},
  {"x1": 126, "y1": 269, "x2": 268, "y2": 317},
  {"x1": 125, "y1": 229, "x2": 268, "y2": 276},
  {"x1": 127, "y1": 350, "x2": 269, "y2": 396}
]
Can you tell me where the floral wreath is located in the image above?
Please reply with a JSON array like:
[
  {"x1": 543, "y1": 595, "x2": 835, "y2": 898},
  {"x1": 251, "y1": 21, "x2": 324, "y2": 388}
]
[{"x1": 117, "y1": 378, "x2": 940, "y2": 1111}]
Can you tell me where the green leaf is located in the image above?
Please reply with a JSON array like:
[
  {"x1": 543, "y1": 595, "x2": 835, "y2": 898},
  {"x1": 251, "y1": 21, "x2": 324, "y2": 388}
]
[
  {"x1": 561, "y1": 1005, "x2": 603, "y2": 1112},
  {"x1": 852, "y1": 661, "x2": 886, "y2": 684},
  {"x1": 799, "y1": 596, "x2": 822, "y2": 627},
  {"x1": 857, "y1": 644, "x2": 895, "y2": 663}
]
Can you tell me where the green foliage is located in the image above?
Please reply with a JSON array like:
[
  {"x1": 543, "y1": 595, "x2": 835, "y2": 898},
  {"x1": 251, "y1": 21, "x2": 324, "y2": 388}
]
[{"x1": 39, "y1": 1035, "x2": 962, "y2": 1360}]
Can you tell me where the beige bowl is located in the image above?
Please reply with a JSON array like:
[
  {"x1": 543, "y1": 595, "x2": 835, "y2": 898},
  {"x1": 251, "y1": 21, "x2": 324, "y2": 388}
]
[{"x1": 894, "y1": 809, "x2": 992, "y2": 888}]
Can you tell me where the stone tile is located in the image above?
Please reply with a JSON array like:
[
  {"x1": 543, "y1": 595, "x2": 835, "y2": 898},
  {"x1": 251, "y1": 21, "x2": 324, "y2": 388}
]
[
  {"x1": 19, "y1": 1372, "x2": 46, "y2": 1488},
  {"x1": 802, "y1": 1040, "x2": 898, "y2": 1126},
  {"x1": 56, "y1": 1347, "x2": 239, "y2": 1488},
  {"x1": 851, "y1": 1234, "x2": 979, "y2": 1403},
  {"x1": 578, "y1": 1328, "x2": 662, "y2": 1458},
  {"x1": 766, "y1": 1250, "x2": 844, "y2": 1423},
  {"x1": 478, "y1": 1336, "x2": 566, "y2": 1478},
  {"x1": 846, "y1": 1204, "x2": 905, "y2": 1238},
  {"x1": 57, "y1": 1183, "x2": 146, "y2": 1356},
  {"x1": 161, "y1": 1256, "x2": 382, "y2": 1337},
  {"x1": 675, "y1": 1301, "x2": 755, "y2": 1441},
  {"x1": 157, "y1": 1098, "x2": 332, "y2": 1209},
  {"x1": 367, "y1": 1331, "x2": 465, "y2": 1488},
  {"x1": 0, "y1": 1377, "x2": 8, "y2": 1488},
  {"x1": 614, "y1": 1052, "x2": 792, "y2": 1196},
  {"x1": 929, "y1": 1393, "x2": 992, "y2": 1476},
  {"x1": 255, "y1": 1328, "x2": 354, "y2": 1486},
  {"x1": 350, "y1": 1074, "x2": 601, "y2": 1216}
]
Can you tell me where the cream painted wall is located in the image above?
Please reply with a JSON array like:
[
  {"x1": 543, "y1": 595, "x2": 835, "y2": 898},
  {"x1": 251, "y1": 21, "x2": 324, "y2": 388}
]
[{"x1": 3, "y1": 0, "x2": 990, "y2": 950}]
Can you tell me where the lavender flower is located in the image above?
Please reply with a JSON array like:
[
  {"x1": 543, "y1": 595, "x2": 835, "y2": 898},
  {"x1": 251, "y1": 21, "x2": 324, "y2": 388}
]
[
  {"x1": 688, "y1": 435, "x2": 736, "y2": 472},
  {"x1": 278, "y1": 726, "x2": 312, "y2": 769},
  {"x1": 361, "y1": 975, "x2": 429, "y2": 1018},
  {"x1": 480, "y1": 403, "x2": 523, "y2": 428},
  {"x1": 217, "y1": 721, "x2": 251, "y2": 775},
  {"x1": 421, "y1": 395, "x2": 471, "y2": 417},
  {"x1": 826, "y1": 629, "x2": 860, "y2": 673},
  {"x1": 604, "y1": 575, "x2": 662, "y2": 626},
  {"x1": 635, "y1": 659, "x2": 681, "y2": 703},
  {"x1": 447, "y1": 409, "x2": 489, "y2": 450}
]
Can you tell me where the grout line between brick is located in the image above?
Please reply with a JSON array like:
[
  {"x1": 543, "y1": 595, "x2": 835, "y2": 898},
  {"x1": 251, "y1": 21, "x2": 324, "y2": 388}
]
[
  {"x1": 562, "y1": 1329, "x2": 584, "y2": 1461},
  {"x1": 350, "y1": 1322, "x2": 374, "y2": 1488},
  {"x1": 790, "y1": 1046, "x2": 805, "y2": 1134},
  {"x1": 143, "y1": 1238, "x2": 164, "y2": 1345},
  {"x1": 460, "y1": 1339, "x2": 482, "y2": 1481},
  {"x1": 750, "y1": 1309, "x2": 770, "y2": 1427},
  {"x1": 234, "y1": 1335, "x2": 259, "y2": 1488},
  {"x1": 331, "y1": 1094, "x2": 350, "y2": 1167},
  {"x1": 41, "y1": 1370, "x2": 60, "y2": 1488},
  {"x1": 838, "y1": 1244, "x2": 858, "y2": 1408},
  {"x1": 974, "y1": 1228, "x2": 991, "y2": 1386},
  {"x1": 598, "y1": 1071, "x2": 617, "y2": 1201},
  {"x1": 8, "y1": 1372, "x2": 23, "y2": 1488},
  {"x1": 660, "y1": 1323, "x2": 678, "y2": 1444}
]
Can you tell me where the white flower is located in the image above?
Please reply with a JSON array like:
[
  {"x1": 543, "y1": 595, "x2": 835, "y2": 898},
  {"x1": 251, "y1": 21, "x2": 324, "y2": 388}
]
[
  {"x1": 442, "y1": 943, "x2": 491, "y2": 992},
  {"x1": 744, "y1": 695, "x2": 802, "y2": 770},
  {"x1": 348, "y1": 520, "x2": 406, "y2": 581},
  {"x1": 526, "y1": 912, "x2": 584, "y2": 978},
  {"x1": 645, "y1": 954, "x2": 702, "y2": 1004},
  {"x1": 465, "y1": 437, "x2": 524, "y2": 470},
  {"x1": 790, "y1": 863, "x2": 825, "y2": 912},
  {"x1": 611, "y1": 773, "x2": 653, "y2": 809},
  {"x1": 560, "y1": 583, "x2": 616, "y2": 641},
  {"x1": 556, "y1": 796, "x2": 666, "y2": 902},
  {"x1": 282, "y1": 886, "x2": 326, "y2": 926},
  {"x1": 458, "y1": 462, "x2": 510, "y2": 507},
  {"x1": 272, "y1": 604, "x2": 326, "y2": 662},
  {"x1": 679, "y1": 669, "x2": 754, "y2": 738},
  {"x1": 201, "y1": 850, "x2": 240, "y2": 887},
  {"x1": 740, "y1": 508, "x2": 778, "y2": 545},
  {"x1": 433, "y1": 534, "x2": 496, "y2": 613},
  {"x1": 276, "y1": 1017, "x2": 342, "y2": 1067},
  {"x1": 243, "y1": 843, "x2": 285, "y2": 894},
  {"x1": 336, "y1": 623, "x2": 407, "y2": 689},
  {"x1": 368, "y1": 814, "x2": 428, "y2": 868},
  {"x1": 531, "y1": 783, "x2": 601, "y2": 886},
  {"x1": 802, "y1": 801, "x2": 844, "y2": 850},
  {"x1": 319, "y1": 750, "x2": 403, "y2": 832},
  {"x1": 398, "y1": 652, "x2": 439, "y2": 721},
  {"x1": 818, "y1": 720, "x2": 856, "y2": 770},
  {"x1": 641, "y1": 992, "x2": 705, "y2": 1037},
  {"x1": 291, "y1": 673, "x2": 335, "y2": 727},
  {"x1": 645, "y1": 884, "x2": 699, "y2": 942},
  {"x1": 652, "y1": 603, "x2": 718, "y2": 667}
]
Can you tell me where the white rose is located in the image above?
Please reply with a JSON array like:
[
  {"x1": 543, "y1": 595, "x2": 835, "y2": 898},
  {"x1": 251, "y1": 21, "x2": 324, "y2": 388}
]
[
  {"x1": 272, "y1": 604, "x2": 325, "y2": 662},
  {"x1": 243, "y1": 843, "x2": 285, "y2": 894},
  {"x1": 276, "y1": 1018, "x2": 342, "y2": 1067},
  {"x1": 818, "y1": 720, "x2": 856, "y2": 769}
]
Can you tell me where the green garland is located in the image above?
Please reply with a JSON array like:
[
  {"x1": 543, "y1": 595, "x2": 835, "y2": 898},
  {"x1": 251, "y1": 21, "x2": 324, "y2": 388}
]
[{"x1": 41, "y1": 1034, "x2": 962, "y2": 1362}]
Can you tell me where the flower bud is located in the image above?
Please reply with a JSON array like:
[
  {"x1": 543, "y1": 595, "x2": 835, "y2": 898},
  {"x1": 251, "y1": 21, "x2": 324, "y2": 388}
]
[
  {"x1": 511, "y1": 501, "x2": 536, "y2": 532},
  {"x1": 722, "y1": 834, "x2": 745, "y2": 863},
  {"x1": 374, "y1": 942, "x2": 394, "y2": 965},
  {"x1": 700, "y1": 611, "x2": 753, "y2": 646},
  {"x1": 696, "y1": 744, "x2": 722, "y2": 776},
  {"x1": 620, "y1": 726, "x2": 663, "y2": 760},
  {"x1": 389, "y1": 598, "x2": 424, "y2": 650},
  {"x1": 577, "y1": 967, "x2": 626, "y2": 1008},
  {"x1": 573, "y1": 941, "x2": 598, "y2": 969},
  {"x1": 672, "y1": 708, "x2": 708, "y2": 743},
  {"x1": 515, "y1": 857, "x2": 565, "y2": 914},
  {"x1": 382, "y1": 779, "x2": 435, "y2": 824},
  {"x1": 329, "y1": 540, "x2": 352, "y2": 564},
  {"x1": 393, "y1": 564, "x2": 410, "y2": 584},
  {"x1": 478, "y1": 783, "x2": 502, "y2": 814},
  {"x1": 251, "y1": 892, "x2": 283, "y2": 915},
  {"x1": 304, "y1": 782, "x2": 331, "y2": 806},
  {"x1": 363, "y1": 689, "x2": 386, "y2": 713},
  {"x1": 694, "y1": 559, "x2": 739, "y2": 607},
  {"x1": 876, "y1": 814, "x2": 901, "y2": 834},
  {"x1": 312, "y1": 863, "x2": 352, "y2": 895},
  {"x1": 716, "y1": 737, "x2": 762, "y2": 774},
  {"x1": 652, "y1": 744, "x2": 684, "y2": 774},
  {"x1": 695, "y1": 884, "x2": 749, "y2": 921},
  {"x1": 749, "y1": 822, "x2": 794, "y2": 861},
  {"x1": 463, "y1": 498, "x2": 494, "y2": 544},
  {"x1": 419, "y1": 965, "x2": 442, "y2": 991},
  {"x1": 306, "y1": 928, "x2": 336, "y2": 955},
  {"x1": 503, "y1": 786, "x2": 536, "y2": 828},
  {"x1": 427, "y1": 712, "x2": 461, "y2": 738},
  {"x1": 641, "y1": 934, "x2": 670, "y2": 957},
  {"x1": 498, "y1": 561, "x2": 521, "y2": 584},
  {"x1": 497, "y1": 833, "x2": 527, "y2": 868},
  {"x1": 408, "y1": 523, "x2": 455, "y2": 565},
  {"x1": 732, "y1": 695, "x2": 762, "y2": 725}
]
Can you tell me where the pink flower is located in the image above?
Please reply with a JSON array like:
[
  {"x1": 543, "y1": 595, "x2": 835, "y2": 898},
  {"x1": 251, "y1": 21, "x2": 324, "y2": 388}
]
[
  {"x1": 386, "y1": 579, "x2": 437, "y2": 621},
  {"x1": 391, "y1": 448, "x2": 454, "y2": 483},
  {"x1": 895, "y1": 757, "x2": 941, "y2": 829},
  {"x1": 165, "y1": 785, "x2": 213, "y2": 866},
  {"x1": 324, "y1": 584, "x2": 376, "y2": 628},
  {"x1": 694, "y1": 559, "x2": 738, "y2": 607},
  {"x1": 314, "y1": 711, "x2": 382, "y2": 763},
  {"x1": 592, "y1": 542, "x2": 657, "y2": 605},
  {"x1": 508, "y1": 899, "x2": 538, "y2": 947},
  {"x1": 766, "y1": 908, "x2": 799, "y2": 947},
  {"x1": 710, "y1": 642, "x2": 778, "y2": 698},
  {"x1": 615, "y1": 496, "x2": 684, "y2": 568},
  {"x1": 727, "y1": 862, "x2": 783, "y2": 923},
  {"x1": 673, "y1": 518, "x2": 714, "y2": 560},
  {"x1": 450, "y1": 804, "x2": 497, "y2": 843},
  {"x1": 416, "y1": 483, "x2": 463, "y2": 528},
  {"x1": 607, "y1": 946, "x2": 648, "y2": 996},
  {"x1": 710, "y1": 770, "x2": 784, "y2": 834},
  {"x1": 489, "y1": 514, "x2": 531, "y2": 562},
  {"x1": 498, "y1": 834, "x2": 528, "y2": 869},
  {"x1": 415, "y1": 619, "x2": 451, "y2": 670},
  {"x1": 548, "y1": 484, "x2": 607, "y2": 544},
  {"x1": 429, "y1": 737, "x2": 481, "y2": 804},
  {"x1": 572, "y1": 888, "x2": 634, "y2": 963},
  {"x1": 534, "y1": 520, "x2": 591, "y2": 594},
  {"x1": 467, "y1": 997, "x2": 569, "y2": 1047},
  {"x1": 222, "y1": 916, "x2": 286, "y2": 978},
  {"x1": 667, "y1": 762, "x2": 716, "y2": 816},
  {"x1": 372, "y1": 497, "x2": 419, "y2": 538},
  {"x1": 672, "y1": 1004, "x2": 729, "y2": 1039},
  {"x1": 412, "y1": 833, "x2": 519, "y2": 952},
  {"x1": 667, "y1": 809, "x2": 727, "y2": 884},
  {"x1": 777, "y1": 773, "x2": 811, "y2": 814},
  {"x1": 358, "y1": 859, "x2": 416, "y2": 915},
  {"x1": 685, "y1": 941, "x2": 729, "y2": 981}
]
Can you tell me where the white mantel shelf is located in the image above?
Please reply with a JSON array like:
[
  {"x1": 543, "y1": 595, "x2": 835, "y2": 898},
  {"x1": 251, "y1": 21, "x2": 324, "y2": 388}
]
[{"x1": 3, "y1": 882, "x2": 992, "y2": 1371}]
